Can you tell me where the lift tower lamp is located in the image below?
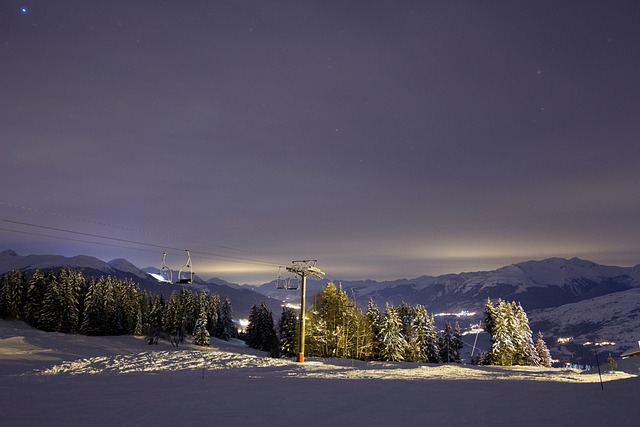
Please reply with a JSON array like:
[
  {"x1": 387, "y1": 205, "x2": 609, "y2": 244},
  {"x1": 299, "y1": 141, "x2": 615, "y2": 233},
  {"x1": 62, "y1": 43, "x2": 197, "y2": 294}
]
[{"x1": 286, "y1": 260, "x2": 325, "y2": 363}]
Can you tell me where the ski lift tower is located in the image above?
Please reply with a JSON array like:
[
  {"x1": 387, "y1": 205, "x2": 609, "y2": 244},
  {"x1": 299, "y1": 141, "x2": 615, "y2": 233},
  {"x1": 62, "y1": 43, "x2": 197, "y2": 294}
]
[{"x1": 286, "y1": 260, "x2": 325, "y2": 363}]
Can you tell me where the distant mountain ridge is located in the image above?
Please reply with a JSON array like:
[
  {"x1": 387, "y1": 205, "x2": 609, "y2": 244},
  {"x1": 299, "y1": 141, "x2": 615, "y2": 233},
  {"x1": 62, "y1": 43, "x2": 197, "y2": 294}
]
[{"x1": 257, "y1": 257, "x2": 640, "y2": 312}]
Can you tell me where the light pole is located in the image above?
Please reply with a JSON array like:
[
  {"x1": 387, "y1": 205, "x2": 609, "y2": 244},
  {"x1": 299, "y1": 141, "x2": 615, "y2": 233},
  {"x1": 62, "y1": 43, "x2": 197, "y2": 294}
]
[{"x1": 286, "y1": 260, "x2": 325, "y2": 363}]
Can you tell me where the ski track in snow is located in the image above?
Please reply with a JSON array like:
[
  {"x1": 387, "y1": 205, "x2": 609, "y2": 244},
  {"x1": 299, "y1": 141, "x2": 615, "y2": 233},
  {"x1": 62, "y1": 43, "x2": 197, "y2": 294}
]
[{"x1": 29, "y1": 348, "x2": 635, "y2": 384}]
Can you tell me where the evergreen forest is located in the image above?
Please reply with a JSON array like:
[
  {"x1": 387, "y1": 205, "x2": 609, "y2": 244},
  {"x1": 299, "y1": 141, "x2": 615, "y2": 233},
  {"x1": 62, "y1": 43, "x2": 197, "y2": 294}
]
[{"x1": 0, "y1": 269, "x2": 236, "y2": 346}]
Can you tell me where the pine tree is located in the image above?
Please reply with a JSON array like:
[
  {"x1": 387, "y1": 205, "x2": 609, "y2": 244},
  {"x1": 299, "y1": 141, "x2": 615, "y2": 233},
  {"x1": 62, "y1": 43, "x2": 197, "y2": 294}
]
[
  {"x1": 279, "y1": 306, "x2": 299, "y2": 358},
  {"x1": 0, "y1": 270, "x2": 25, "y2": 320},
  {"x1": 145, "y1": 293, "x2": 165, "y2": 344},
  {"x1": 180, "y1": 288, "x2": 197, "y2": 335},
  {"x1": 451, "y1": 322, "x2": 464, "y2": 363},
  {"x1": 490, "y1": 299, "x2": 517, "y2": 365},
  {"x1": 163, "y1": 291, "x2": 186, "y2": 346},
  {"x1": 81, "y1": 277, "x2": 106, "y2": 335},
  {"x1": 245, "y1": 302, "x2": 278, "y2": 354},
  {"x1": 366, "y1": 298, "x2": 382, "y2": 360},
  {"x1": 57, "y1": 269, "x2": 80, "y2": 333},
  {"x1": 206, "y1": 293, "x2": 220, "y2": 337},
  {"x1": 535, "y1": 331, "x2": 552, "y2": 367},
  {"x1": 23, "y1": 270, "x2": 47, "y2": 327},
  {"x1": 513, "y1": 302, "x2": 539, "y2": 366},
  {"x1": 119, "y1": 279, "x2": 140, "y2": 335},
  {"x1": 439, "y1": 322, "x2": 456, "y2": 363},
  {"x1": 215, "y1": 298, "x2": 235, "y2": 341},
  {"x1": 193, "y1": 294, "x2": 210, "y2": 347},
  {"x1": 407, "y1": 304, "x2": 426, "y2": 362},
  {"x1": 378, "y1": 303, "x2": 407, "y2": 362},
  {"x1": 245, "y1": 304, "x2": 260, "y2": 348},
  {"x1": 39, "y1": 275, "x2": 64, "y2": 332}
]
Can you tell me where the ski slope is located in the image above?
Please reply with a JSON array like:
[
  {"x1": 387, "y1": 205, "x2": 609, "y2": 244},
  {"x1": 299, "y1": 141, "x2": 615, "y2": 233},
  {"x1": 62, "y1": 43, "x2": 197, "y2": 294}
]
[{"x1": 1, "y1": 320, "x2": 638, "y2": 426}]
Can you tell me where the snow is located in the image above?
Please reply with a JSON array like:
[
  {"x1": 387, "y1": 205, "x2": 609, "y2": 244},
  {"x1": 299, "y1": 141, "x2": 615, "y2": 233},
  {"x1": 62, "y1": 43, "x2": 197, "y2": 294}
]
[{"x1": 1, "y1": 320, "x2": 639, "y2": 426}]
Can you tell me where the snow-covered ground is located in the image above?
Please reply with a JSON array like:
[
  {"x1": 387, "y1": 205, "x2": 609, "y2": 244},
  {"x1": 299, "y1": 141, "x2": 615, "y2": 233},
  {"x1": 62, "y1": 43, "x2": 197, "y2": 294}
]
[{"x1": 1, "y1": 320, "x2": 638, "y2": 426}]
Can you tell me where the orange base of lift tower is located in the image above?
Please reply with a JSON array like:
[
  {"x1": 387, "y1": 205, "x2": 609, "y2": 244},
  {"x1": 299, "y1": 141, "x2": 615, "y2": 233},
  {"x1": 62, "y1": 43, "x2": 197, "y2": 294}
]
[{"x1": 296, "y1": 353, "x2": 304, "y2": 363}]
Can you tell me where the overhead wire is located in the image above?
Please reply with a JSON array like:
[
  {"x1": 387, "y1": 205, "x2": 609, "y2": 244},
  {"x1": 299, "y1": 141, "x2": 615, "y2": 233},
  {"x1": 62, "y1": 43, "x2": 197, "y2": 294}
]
[
  {"x1": 1, "y1": 218, "x2": 284, "y2": 268},
  {"x1": 0, "y1": 201, "x2": 249, "y2": 254}
]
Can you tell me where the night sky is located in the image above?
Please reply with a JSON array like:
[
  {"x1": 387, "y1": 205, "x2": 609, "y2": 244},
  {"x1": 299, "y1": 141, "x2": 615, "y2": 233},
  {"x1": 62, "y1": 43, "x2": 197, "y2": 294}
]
[{"x1": 2, "y1": 1, "x2": 640, "y2": 284}]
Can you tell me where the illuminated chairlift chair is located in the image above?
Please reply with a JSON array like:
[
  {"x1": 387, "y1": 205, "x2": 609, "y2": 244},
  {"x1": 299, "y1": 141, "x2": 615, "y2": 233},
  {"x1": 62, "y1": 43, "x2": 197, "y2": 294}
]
[
  {"x1": 159, "y1": 252, "x2": 173, "y2": 284},
  {"x1": 287, "y1": 275, "x2": 300, "y2": 290},
  {"x1": 275, "y1": 266, "x2": 300, "y2": 290},
  {"x1": 275, "y1": 266, "x2": 287, "y2": 289},
  {"x1": 176, "y1": 250, "x2": 193, "y2": 284}
]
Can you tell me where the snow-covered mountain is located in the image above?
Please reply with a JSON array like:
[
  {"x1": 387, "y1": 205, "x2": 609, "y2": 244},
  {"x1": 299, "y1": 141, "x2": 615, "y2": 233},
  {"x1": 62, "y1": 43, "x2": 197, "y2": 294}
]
[{"x1": 0, "y1": 249, "x2": 152, "y2": 281}]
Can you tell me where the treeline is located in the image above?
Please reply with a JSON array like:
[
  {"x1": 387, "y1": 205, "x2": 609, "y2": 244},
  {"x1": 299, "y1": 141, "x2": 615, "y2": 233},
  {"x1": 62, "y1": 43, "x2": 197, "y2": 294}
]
[
  {"x1": 245, "y1": 282, "x2": 465, "y2": 363},
  {"x1": 245, "y1": 284, "x2": 553, "y2": 366},
  {"x1": 0, "y1": 269, "x2": 236, "y2": 347}
]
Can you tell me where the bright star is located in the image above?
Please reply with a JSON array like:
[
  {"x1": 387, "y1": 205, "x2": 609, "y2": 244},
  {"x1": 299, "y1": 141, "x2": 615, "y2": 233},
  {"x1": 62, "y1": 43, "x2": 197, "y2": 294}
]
[{"x1": 21, "y1": 7, "x2": 28, "y2": 14}]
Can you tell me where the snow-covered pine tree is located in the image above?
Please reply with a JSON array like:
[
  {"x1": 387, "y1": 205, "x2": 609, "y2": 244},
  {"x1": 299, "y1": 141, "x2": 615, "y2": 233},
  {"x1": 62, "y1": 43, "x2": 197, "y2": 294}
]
[
  {"x1": 145, "y1": 293, "x2": 165, "y2": 344},
  {"x1": 179, "y1": 288, "x2": 197, "y2": 335},
  {"x1": 486, "y1": 299, "x2": 517, "y2": 366},
  {"x1": 439, "y1": 322, "x2": 455, "y2": 363},
  {"x1": 245, "y1": 304, "x2": 260, "y2": 349},
  {"x1": 452, "y1": 322, "x2": 464, "y2": 363},
  {"x1": 513, "y1": 302, "x2": 539, "y2": 366},
  {"x1": 81, "y1": 277, "x2": 105, "y2": 335},
  {"x1": 378, "y1": 303, "x2": 407, "y2": 362},
  {"x1": 278, "y1": 306, "x2": 299, "y2": 358},
  {"x1": 483, "y1": 297, "x2": 497, "y2": 337},
  {"x1": 119, "y1": 279, "x2": 140, "y2": 335},
  {"x1": 23, "y1": 270, "x2": 47, "y2": 327},
  {"x1": 39, "y1": 274, "x2": 64, "y2": 332},
  {"x1": 425, "y1": 314, "x2": 441, "y2": 363},
  {"x1": 258, "y1": 302, "x2": 278, "y2": 355},
  {"x1": 215, "y1": 298, "x2": 235, "y2": 341},
  {"x1": 408, "y1": 304, "x2": 429, "y2": 362},
  {"x1": 365, "y1": 298, "x2": 382, "y2": 360},
  {"x1": 103, "y1": 276, "x2": 121, "y2": 335},
  {"x1": 57, "y1": 269, "x2": 80, "y2": 333},
  {"x1": 0, "y1": 270, "x2": 25, "y2": 320},
  {"x1": 206, "y1": 293, "x2": 220, "y2": 337},
  {"x1": 193, "y1": 294, "x2": 210, "y2": 347},
  {"x1": 163, "y1": 291, "x2": 186, "y2": 346},
  {"x1": 535, "y1": 331, "x2": 552, "y2": 367}
]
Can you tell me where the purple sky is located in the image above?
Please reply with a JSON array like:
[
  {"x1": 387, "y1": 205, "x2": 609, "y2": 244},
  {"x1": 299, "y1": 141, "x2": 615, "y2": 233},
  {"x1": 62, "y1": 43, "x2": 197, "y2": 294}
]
[{"x1": 2, "y1": 1, "x2": 640, "y2": 284}]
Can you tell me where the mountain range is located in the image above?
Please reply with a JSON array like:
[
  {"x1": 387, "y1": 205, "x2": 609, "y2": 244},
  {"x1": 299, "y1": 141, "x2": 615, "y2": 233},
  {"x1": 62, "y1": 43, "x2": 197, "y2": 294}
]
[{"x1": 2, "y1": 249, "x2": 639, "y2": 365}]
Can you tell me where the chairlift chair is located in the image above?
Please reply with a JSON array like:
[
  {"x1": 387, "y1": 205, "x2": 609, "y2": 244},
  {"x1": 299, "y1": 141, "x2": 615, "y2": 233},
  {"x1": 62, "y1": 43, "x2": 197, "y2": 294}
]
[
  {"x1": 160, "y1": 252, "x2": 173, "y2": 284},
  {"x1": 287, "y1": 275, "x2": 300, "y2": 290},
  {"x1": 176, "y1": 250, "x2": 193, "y2": 284},
  {"x1": 275, "y1": 266, "x2": 287, "y2": 289}
]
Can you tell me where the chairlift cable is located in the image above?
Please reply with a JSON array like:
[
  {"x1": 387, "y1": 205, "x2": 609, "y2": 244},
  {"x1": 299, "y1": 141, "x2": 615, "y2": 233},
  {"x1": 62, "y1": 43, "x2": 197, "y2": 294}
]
[{"x1": 1, "y1": 219, "x2": 286, "y2": 268}]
